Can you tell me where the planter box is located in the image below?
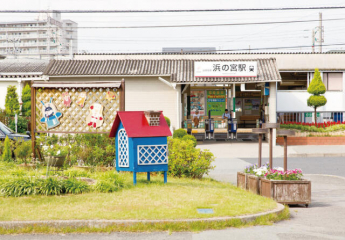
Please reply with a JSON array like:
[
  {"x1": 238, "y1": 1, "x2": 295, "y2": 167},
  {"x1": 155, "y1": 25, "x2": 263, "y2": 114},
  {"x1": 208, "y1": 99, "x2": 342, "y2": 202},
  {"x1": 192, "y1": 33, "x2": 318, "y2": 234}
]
[
  {"x1": 237, "y1": 172, "x2": 252, "y2": 190},
  {"x1": 45, "y1": 156, "x2": 65, "y2": 168},
  {"x1": 276, "y1": 136, "x2": 345, "y2": 146},
  {"x1": 261, "y1": 178, "x2": 311, "y2": 206},
  {"x1": 248, "y1": 175, "x2": 261, "y2": 195}
]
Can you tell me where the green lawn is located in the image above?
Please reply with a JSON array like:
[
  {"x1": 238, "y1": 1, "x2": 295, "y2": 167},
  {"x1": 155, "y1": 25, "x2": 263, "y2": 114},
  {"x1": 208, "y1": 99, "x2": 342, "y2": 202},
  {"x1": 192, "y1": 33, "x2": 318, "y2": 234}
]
[{"x1": 0, "y1": 172, "x2": 277, "y2": 221}]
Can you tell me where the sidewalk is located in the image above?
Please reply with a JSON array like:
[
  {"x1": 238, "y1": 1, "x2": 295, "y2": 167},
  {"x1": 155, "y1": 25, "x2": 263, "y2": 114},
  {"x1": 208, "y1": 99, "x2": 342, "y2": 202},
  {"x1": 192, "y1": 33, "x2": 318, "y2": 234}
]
[{"x1": 198, "y1": 142, "x2": 345, "y2": 158}]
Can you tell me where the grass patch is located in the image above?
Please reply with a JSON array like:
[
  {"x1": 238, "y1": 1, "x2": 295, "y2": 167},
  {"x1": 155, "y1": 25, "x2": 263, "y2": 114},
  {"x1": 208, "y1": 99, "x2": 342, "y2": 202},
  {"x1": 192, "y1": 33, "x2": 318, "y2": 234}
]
[
  {"x1": 0, "y1": 172, "x2": 277, "y2": 221},
  {"x1": 0, "y1": 206, "x2": 290, "y2": 234}
]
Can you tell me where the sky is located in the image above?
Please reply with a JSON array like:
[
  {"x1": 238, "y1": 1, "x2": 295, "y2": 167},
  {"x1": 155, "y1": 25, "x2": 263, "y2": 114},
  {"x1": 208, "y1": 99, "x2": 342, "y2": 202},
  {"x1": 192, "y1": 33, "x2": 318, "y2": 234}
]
[{"x1": 1, "y1": 0, "x2": 345, "y2": 53}]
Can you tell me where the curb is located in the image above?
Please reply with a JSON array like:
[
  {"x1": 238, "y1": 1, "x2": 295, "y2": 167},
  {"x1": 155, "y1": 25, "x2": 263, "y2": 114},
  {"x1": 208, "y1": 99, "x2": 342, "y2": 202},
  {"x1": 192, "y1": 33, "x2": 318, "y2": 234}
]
[
  {"x1": 289, "y1": 153, "x2": 345, "y2": 158},
  {"x1": 0, "y1": 203, "x2": 285, "y2": 229}
]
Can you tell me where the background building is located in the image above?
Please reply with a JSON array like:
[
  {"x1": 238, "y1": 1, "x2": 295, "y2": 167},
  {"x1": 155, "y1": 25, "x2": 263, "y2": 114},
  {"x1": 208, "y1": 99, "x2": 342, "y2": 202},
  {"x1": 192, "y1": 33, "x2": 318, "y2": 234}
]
[{"x1": 0, "y1": 11, "x2": 78, "y2": 59}]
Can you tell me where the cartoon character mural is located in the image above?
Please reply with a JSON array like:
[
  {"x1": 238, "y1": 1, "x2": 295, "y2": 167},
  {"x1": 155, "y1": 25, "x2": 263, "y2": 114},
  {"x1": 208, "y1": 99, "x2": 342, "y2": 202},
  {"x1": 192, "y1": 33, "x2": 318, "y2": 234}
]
[
  {"x1": 62, "y1": 92, "x2": 72, "y2": 107},
  {"x1": 86, "y1": 103, "x2": 104, "y2": 128},
  {"x1": 106, "y1": 91, "x2": 116, "y2": 101},
  {"x1": 76, "y1": 92, "x2": 87, "y2": 108},
  {"x1": 40, "y1": 97, "x2": 62, "y2": 129}
]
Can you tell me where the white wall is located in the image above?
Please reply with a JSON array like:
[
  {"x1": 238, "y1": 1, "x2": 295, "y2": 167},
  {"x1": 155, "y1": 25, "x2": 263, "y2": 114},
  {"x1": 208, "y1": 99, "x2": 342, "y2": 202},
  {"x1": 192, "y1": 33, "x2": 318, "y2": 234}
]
[{"x1": 125, "y1": 77, "x2": 179, "y2": 130}]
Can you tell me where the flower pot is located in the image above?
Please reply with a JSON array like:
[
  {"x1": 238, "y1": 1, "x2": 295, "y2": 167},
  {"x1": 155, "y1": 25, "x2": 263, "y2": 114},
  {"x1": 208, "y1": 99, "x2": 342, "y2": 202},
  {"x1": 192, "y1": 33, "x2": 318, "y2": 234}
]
[
  {"x1": 237, "y1": 172, "x2": 252, "y2": 190},
  {"x1": 248, "y1": 175, "x2": 261, "y2": 195},
  {"x1": 260, "y1": 178, "x2": 311, "y2": 207},
  {"x1": 45, "y1": 156, "x2": 66, "y2": 168}
]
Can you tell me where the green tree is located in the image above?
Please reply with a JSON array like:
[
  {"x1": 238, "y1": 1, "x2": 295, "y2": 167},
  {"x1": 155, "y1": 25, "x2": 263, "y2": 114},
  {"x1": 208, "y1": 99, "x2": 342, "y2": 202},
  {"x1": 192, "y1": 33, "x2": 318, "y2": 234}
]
[
  {"x1": 2, "y1": 136, "x2": 12, "y2": 162},
  {"x1": 5, "y1": 85, "x2": 20, "y2": 116},
  {"x1": 21, "y1": 84, "x2": 31, "y2": 116},
  {"x1": 307, "y1": 69, "x2": 327, "y2": 124}
]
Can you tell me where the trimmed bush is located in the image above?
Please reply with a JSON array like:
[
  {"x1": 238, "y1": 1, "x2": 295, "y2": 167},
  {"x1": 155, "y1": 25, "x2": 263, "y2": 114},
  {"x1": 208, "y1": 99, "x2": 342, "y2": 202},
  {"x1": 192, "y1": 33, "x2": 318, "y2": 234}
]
[
  {"x1": 182, "y1": 135, "x2": 197, "y2": 147},
  {"x1": 167, "y1": 138, "x2": 215, "y2": 179},
  {"x1": 173, "y1": 128, "x2": 187, "y2": 139},
  {"x1": 63, "y1": 179, "x2": 89, "y2": 194},
  {"x1": 164, "y1": 116, "x2": 171, "y2": 127},
  {"x1": 2, "y1": 136, "x2": 12, "y2": 162}
]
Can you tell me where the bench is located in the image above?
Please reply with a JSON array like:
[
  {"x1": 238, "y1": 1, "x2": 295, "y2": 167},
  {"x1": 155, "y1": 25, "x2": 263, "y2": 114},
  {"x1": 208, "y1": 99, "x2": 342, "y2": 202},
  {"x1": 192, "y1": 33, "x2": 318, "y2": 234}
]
[{"x1": 240, "y1": 115, "x2": 260, "y2": 128}]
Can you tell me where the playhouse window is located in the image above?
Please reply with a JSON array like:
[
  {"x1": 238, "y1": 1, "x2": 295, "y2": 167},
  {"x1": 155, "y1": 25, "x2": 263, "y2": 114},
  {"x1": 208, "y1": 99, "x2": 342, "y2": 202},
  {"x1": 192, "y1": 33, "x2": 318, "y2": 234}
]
[
  {"x1": 118, "y1": 129, "x2": 129, "y2": 167},
  {"x1": 137, "y1": 145, "x2": 168, "y2": 165}
]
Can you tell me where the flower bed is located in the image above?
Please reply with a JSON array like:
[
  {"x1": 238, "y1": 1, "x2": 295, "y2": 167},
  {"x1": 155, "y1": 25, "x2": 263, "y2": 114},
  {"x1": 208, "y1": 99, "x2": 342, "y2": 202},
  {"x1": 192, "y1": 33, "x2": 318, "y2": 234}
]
[{"x1": 281, "y1": 121, "x2": 345, "y2": 132}]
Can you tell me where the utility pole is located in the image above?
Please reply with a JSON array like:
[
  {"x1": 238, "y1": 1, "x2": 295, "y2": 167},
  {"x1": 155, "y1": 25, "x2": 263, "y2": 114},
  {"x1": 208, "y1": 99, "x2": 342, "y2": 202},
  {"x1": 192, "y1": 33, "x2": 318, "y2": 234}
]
[{"x1": 319, "y1": 12, "x2": 322, "y2": 53}]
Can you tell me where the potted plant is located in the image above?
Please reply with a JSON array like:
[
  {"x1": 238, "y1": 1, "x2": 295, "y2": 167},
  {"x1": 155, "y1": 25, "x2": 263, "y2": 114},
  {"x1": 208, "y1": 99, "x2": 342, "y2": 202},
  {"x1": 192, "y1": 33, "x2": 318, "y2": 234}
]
[
  {"x1": 261, "y1": 168, "x2": 311, "y2": 207},
  {"x1": 237, "y1": 164, "x2": 257, "y2": 190},
  {"x1": 43, "y1": 144, "x2": 68, "y2": 168},
  {"x1": 248, "y1": 163, "x2": 269, "y2": 195}
]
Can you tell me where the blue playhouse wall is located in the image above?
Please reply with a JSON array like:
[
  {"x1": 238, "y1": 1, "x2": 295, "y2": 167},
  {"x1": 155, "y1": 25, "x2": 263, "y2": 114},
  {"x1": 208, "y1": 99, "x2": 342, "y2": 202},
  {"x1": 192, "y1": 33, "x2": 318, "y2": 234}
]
[{"x1": 115, "y1": 122, "x2": 168, "y2": 173}]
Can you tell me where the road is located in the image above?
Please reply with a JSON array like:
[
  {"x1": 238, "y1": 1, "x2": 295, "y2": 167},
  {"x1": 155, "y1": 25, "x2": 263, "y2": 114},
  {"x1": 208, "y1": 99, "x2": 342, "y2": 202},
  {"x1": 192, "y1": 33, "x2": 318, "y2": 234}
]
[{"x1": 2, "y1": 146, "x2": 345, "y2": 239}]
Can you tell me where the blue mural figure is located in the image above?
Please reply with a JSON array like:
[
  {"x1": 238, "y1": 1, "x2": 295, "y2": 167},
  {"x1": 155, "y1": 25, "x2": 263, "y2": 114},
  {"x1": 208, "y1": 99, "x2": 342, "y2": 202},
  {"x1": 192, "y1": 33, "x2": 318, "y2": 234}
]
[{"x1": 40, "y1": 97, "x2": 62, "y2": 129}]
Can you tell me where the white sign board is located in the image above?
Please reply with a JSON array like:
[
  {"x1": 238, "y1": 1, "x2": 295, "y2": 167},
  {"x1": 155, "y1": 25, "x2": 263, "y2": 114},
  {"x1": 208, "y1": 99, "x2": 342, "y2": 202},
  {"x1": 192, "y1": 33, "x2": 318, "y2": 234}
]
[{"x1": 194, "y1": 62, "x2": 258, "y2": 77}]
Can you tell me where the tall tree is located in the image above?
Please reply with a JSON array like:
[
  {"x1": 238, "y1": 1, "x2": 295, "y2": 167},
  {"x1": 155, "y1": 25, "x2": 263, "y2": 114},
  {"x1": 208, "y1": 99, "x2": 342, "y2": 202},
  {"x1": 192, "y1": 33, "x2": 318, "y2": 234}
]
[
  {"x1": 5, "y1": 85, "x2": 20, "y2": 116},
  {"x1": 21, "y1": 84, "x2": 31, "y2": 116},
  {"x1": 307, "y1": 69, "x2": 327, "y2": 124}
]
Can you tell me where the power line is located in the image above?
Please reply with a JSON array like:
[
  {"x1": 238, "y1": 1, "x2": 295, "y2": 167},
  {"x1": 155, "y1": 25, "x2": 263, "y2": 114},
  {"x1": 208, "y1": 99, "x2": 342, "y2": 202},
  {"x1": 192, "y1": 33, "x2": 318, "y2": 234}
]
[
  {"x1": 1, "y1": 6, "x2": 345, "y2": 13},
  {"x1": 1, "y1": 17, "x2": 345, "y2": 29}
]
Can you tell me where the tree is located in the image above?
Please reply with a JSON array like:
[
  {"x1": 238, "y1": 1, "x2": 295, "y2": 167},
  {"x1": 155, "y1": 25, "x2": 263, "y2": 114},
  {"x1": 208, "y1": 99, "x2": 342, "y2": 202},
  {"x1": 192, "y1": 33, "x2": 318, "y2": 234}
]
[
  {"x1": 307, "y1": 69, "x2": 327, "y2": 124},
  {"x1": 2, "y1": 136, "x2": 12, "y2": 162},
  {"x1": 21, "y1": 84, "x2": 31, "y2": 116},
  {"x1": 5, "y1": 85, "x2": 20, "y2": 116}
]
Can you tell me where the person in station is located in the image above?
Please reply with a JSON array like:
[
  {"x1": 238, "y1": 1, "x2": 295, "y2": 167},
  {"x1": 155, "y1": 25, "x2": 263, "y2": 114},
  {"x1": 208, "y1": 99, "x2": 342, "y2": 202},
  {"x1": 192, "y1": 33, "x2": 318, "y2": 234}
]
[
  {"x1": 222, "y1": 109, "x2": 232, "y2": 120},
  {"x1": 192, "y1": 109, "x2": 201, "y2": 128}
]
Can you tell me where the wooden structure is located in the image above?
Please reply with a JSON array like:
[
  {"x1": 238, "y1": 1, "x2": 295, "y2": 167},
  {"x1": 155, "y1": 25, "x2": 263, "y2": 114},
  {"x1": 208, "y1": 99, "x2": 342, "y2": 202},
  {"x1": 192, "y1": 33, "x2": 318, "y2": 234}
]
[
  {"x1": 252, "y1": 128, "x2": 268, "y2": 167},
  {"x1": 277, "y1": 129, "x2": 295, "y2": 171},
  {"x1": 261, "y1": 178, "x2": 311, "y2": 207},
  {"x1": 30, "y1": 80, "x2": 125, "y2": 158},
  {"x1": 109, "y1": 111, "x2": 172, "y2": 185},
  {"x1": 237, "y1": 172, "x2": 251, "y2": 190},
  {"x1": 262, "y1": 123, "x2": 280, "y2": 169},
  {"x1": 248, "y1": 175, "x2": 261, "y2": 195}
]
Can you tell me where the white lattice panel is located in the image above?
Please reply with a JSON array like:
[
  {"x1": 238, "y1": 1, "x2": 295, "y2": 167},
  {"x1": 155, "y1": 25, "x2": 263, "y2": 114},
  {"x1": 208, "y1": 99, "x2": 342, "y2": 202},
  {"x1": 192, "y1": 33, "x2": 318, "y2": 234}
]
[
  {"x1": 118, "y1": 129, "x2": 129, "y2": 167},
  {"x1": 137, "y1": 145, "x2": 168, "y2": 165}
]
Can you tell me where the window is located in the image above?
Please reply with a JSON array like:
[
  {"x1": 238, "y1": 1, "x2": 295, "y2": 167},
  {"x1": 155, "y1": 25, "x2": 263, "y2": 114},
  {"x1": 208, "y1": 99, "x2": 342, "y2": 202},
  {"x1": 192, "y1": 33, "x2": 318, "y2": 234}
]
[
  {"x1": 323, "y1": 72, "x2": 343, "y2": 91},
  {"x1": 278, "y1": 72, "x2": 308, "y2": 90}
]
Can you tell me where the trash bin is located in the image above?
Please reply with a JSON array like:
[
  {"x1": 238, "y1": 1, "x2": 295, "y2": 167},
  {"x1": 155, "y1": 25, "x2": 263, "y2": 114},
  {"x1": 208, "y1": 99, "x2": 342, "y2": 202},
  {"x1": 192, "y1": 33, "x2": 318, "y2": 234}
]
[
  {"x1": 205, "y1": 118, "x2": 214, "y2": 139},
  {"x1": 187, "y1": 119, "x2": 192, "y2": 135},
  {"x1": 227, "y1": 118, "x2": 237, "y2": 139}
]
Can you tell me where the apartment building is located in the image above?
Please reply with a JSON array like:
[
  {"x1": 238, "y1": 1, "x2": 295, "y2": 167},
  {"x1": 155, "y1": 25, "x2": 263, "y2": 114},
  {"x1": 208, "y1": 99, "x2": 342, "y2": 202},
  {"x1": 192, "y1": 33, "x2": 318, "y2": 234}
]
[{"x1": 0, "y1": 12, "x2": 77, "y2": 59}]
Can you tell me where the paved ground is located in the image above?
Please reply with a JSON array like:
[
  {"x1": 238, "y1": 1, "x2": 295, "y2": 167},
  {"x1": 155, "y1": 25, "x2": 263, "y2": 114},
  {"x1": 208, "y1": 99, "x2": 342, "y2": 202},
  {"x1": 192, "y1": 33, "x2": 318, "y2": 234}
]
[{"x1": 3, "y1": 143, "x2": 345, "y2": 240}]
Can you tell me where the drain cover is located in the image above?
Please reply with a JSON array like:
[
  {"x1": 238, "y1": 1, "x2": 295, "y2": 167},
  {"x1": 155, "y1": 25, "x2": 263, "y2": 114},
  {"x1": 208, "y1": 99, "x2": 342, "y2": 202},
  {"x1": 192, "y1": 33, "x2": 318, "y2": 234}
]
[{"x1": 197, "y1": 208, "x2": 214, "y2": 214}]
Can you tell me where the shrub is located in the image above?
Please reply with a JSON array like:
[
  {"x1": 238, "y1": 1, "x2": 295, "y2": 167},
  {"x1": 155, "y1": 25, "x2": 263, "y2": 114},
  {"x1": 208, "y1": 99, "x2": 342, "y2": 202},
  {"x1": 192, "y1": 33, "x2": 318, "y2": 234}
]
[
  {"x1": 36, "y1": 177, "x2": 63, "y2": 196},
  {"x1": 2, "y1": 136, "x2": 12, "y2": 162},
  {"x1": 0, "y1": 177, "x2": 37, "y2": 197},
  {"x1": 63, "y1": 179, "x2": 89, "y2": 194},
  {"x1": 167, "y1": 138, "x2": 215, "y2": 179},
  {"x1": 182, "y1": 135, "x2": 197, "y2": 147},
  {"x1": 5, "y1": 85, "x2": 20, "y2": 116},
  {"x1": 173, "y1": 128, "x2": 187, "y2": 139},
  {"x1": 94, "y1": 180, "x2": 118, "y2": 193},
  {"x1": 95, "y1": 171, "x2": 125, "y2": 189},
  {"x1": 164, "y1": 116, "x2": 171, "y2": 127},
  {"x1": 9, "y1": 116, "x2": 29, "y2": 134},
  {"x1": 63, "y1": 169, "x2": 92, "y2": 178},
  {"x1": 14, "y1": 140, "x2": 32, "y2": 165},
  {"x1": 21, "y1": 83, "x2": 31, "y2": 116}
]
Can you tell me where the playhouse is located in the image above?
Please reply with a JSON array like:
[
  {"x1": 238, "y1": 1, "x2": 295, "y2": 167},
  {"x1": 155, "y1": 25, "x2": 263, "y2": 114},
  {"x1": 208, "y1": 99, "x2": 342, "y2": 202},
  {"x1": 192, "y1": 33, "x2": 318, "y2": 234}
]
[{"x1": 109, "y1": 111, "x2": 172, "y2": 184}]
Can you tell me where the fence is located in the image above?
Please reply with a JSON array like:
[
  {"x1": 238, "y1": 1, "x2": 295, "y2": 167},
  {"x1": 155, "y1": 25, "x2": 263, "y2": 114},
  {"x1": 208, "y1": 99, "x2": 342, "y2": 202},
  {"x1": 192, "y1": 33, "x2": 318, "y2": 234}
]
[{"x1": 277, "y1": 111, "x2": 344, "y2": 124}]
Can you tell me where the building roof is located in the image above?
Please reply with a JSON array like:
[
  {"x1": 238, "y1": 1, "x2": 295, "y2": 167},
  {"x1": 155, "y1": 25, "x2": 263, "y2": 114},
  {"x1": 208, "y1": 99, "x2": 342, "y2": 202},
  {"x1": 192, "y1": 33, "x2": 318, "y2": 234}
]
[
  {"x1": 44, "y1": 58, "x2": 281, "y2": 83},
  {"x1": 109, "y1": 111, "x2": 172, "y2": 138},
  {"x1": 74, "y1": 52, "x2": 345, "y2": 55},
  {"x1": 0, "y1": 59, "x2": 49, "y2": 74}
]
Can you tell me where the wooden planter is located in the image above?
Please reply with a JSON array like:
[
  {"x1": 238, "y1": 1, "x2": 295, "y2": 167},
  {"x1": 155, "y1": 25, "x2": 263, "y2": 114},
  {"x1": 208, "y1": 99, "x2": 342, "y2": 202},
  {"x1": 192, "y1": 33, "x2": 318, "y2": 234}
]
[
  {"x1": 261, "y1": 178, "x2": 311, "y2": 207},
  {"x1": 237, "y1": 172, "x2": 252, "y2": 190},
  {"x1": 248, "y1": 175, "x2": 261, "y2": 195}
]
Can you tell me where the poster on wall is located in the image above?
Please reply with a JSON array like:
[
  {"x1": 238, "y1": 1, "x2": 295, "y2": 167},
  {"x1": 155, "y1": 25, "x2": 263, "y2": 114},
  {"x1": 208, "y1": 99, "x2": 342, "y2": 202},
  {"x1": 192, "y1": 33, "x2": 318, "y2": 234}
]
[
  {"x1": 235, "y1": 99, "x2": 242, "y2": 112},
  {"x1": 190, "y1": 90, "x2": 205, "y2": 115},
  {"x1": 207, "y1": 90, "x2": 226, "y2": 116},
  {"x1": 244, "y1": 99, "x2": 253, "y2": 110},
  {"x1": 252, "y1": 99, "x2": 260, "y2": 110}
]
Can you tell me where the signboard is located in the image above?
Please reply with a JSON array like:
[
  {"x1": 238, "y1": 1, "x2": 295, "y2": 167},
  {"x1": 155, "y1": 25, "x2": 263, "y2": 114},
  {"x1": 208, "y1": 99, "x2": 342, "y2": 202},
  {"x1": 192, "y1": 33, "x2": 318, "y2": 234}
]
[
  {"x1": 195, "y1": 62, "x2": 258, "y2": 77},
  {"x1": 207, "y1": 90, "x2": 226, "y2": 116}
]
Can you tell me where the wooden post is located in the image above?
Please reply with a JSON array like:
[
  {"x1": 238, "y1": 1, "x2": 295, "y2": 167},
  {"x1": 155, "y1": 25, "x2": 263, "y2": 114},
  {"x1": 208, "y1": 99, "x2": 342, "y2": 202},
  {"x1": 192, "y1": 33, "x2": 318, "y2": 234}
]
[
  {"x1": 284, "y1": 136, "x2": 288, "y2": 172},
  {"x1": 269, "y1": 128, "x2": 273, "y2": 170},
  {"x1": 120, "y1": 78, "x2": 125, "y2": 111},
  {"x1": 258, "y1": 134, "x2": 262, "y2": 167},
  {"x1": 30, "y1": 81, "x2": 36, "y2": 159}
]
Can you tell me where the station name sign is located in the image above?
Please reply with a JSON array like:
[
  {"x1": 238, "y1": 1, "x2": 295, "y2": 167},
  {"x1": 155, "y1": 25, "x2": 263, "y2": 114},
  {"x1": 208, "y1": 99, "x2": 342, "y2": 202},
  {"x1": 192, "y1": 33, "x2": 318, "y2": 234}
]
[{"x1": 194, "y1": 62, "x2": 258, "y2": 77}]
